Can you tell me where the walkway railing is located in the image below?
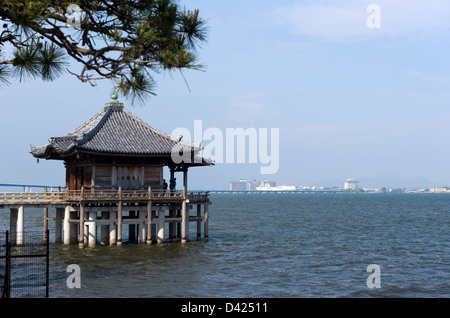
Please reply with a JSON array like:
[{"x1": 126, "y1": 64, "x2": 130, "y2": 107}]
[{"x1": 0, "y1": 189, "x2": 209, "y2": 205}]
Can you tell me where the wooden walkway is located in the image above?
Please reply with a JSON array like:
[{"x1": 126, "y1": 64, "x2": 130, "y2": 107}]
[{"x1": 0, "y1": 189, "x2": 209, "y2": 206}]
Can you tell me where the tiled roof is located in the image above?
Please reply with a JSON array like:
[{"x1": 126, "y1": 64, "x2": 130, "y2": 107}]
[{"x1": 30, "y1": 100, "x2": 207, "y2": 164}]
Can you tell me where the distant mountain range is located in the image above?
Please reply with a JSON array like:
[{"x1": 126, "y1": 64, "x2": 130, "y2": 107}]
[{"x1": 309, "y1": 173, "x2": 443, "y2": 189}]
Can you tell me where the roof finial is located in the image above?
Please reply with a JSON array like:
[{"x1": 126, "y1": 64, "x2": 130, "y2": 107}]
[{"x1": 105, "y1": 91, "x2": 124, "y2": 109}]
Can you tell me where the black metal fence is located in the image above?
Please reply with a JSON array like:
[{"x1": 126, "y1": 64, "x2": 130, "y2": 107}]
[{"x1": 0, "y1": 230, "x2": 49, "y2": 298}]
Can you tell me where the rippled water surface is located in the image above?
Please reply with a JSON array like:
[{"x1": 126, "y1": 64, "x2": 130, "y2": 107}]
[{"x1": 1, "y1": 193, "x2": 449, "y2": 297}]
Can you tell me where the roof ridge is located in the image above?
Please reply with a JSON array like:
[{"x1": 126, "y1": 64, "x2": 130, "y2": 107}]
[
  {"x1": 77, "y1": 107, "x2": 112, "y2": 147},
  {"x1": 50, "y1": 136, "x2": 77, "y2": 141},
  {"x1": 122, "y1": 108, "x2": 190, "y2": 145},
  {"x1": 123, "y1": 109, "x2": 203, "y2": 152}
]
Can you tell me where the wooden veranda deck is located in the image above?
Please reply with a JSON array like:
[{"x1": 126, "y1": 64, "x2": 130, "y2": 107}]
[{"x1": 0, "y1": 189, "x2": 210, "y2": 207}]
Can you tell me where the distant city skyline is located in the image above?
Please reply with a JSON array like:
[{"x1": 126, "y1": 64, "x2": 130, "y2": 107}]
[{"x1": 228, "y1": 173, "x2": 446, "y2": 191}]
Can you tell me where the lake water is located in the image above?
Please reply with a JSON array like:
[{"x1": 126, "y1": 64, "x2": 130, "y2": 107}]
[{"x1": 1, "y1": 193, "x2": 449, "y2": 298}]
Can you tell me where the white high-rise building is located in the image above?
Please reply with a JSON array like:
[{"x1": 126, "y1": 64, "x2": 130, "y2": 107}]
[{"x1": 344, "y1": 179, "x2": 359, "y2": 190}]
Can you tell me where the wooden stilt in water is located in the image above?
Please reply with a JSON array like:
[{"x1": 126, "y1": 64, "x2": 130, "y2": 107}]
[
  {"x1": 169, "y1": 206, "x2": 177, "y2": 242},
  {"x1": 181, "y1": 188, "x2": 188, "y2": 243},
  {"x1": 146, "y1": 190, "x2": 152, "y2": 245},
  {"x1": 129, "y1": 210, "x2": 136, "y2": 243},
  {"x1": 101, "y1": 211, "x2": 109, "y2": 245},
  {"x1": 117, "y1": 187, "x2": 123, "y2": 246},
  {"x1": 10, "y1": 208, "x2": 17, "y2": 245},
  {"x1": 151, "y1": 209, "x2": 157, "y2": 244},
  {"x1": 177, "y1": 208, "x2": 181, "y2": 239},
  {"x1": 204, "y1": 203, "x2": 209, "y2": 242},
  {"x1": 55, "y1": 208, "x2": 64, "y2": 243},
  {"x1": 43, "y1": 207, "x2": 48, "y2": 243},
  {"x1": 197, "y1": 204, "x2": 201, "y2": 241},
  {"x1": 83, "y1": 213, "x2": 88, "y2": 245},
  {"x1": 78, "y1": 187, "x2": 86, "y2": 248},
  {"x1": 79, "y1": 204, "x2": 85, "y2": 248},
  {"x1": 71, "y1": 209, "x2": 78, "y2": 244}
]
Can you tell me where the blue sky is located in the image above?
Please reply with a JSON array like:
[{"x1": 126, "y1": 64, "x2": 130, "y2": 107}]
[{"x1": 2, "y1": 0, "x2": 450, "y2": 190}]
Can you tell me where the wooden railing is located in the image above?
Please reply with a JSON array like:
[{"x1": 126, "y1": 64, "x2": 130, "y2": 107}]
[
  {"x1": 187, "y1": 192, "x2": 210, "y2": 201},
  {"x1": 0, "y1": 191, "x2": 69, "y2": 202},
  {"x1": 0, "y1": 189, "x2": 209, "y2": 205},
  {"x1": 85, "y1": 189, "x2": 185, "y2": 200}
]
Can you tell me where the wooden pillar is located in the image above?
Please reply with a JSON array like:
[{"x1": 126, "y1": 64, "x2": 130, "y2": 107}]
[
  {"x1": 169, "y1": 205, "x2": 176, "y2": 242},
  {"x1": 204, "y1": 203, "x2": 209, "y2": 242},
  {"x1": 129, "y1": 210, "x2": 136, "y2": 243},
  {"x1": 43, "y1": 207, "x2": 49, "y2": 243},
  {"x1": 78, "y1": 186, "x2": 85, "y2": 248},
  {"x1": 176, "y1": 208, "x2": 181, "y2": 239},
  {"x1": 92, "y1": 165, "x2": 96, "y2": 188},
  {"x1": 9, "y1": 208, "x2": 18, "y2": 245},
  {"x1": 101, "y1": 211, "x2": 110, "y2": 245},
  {"x1": 10, "y1": 208, "x2": 18, "y2": 245},
  {"x1": 151, "y1": 210, "x2": 157, "y2": 244},
  {"x1": 55, "y1": 208, "x2": 64, "y2": 243},
  {"x1": 71, "y1": 210, "x2": 78, "y2": 244},
  {"x1": 196, "y1": 204, "x2": 202, "y2": 241},
  {"x1": 117, "y1": 187, "x2": 123, "y2": 246},
  {"x1": 181, "y1": 188, "x2": 188, "y2": 243},
  {"x1": 112, "y1": 165, "x2": 117, "y2": 187},
  {"x1": 79, "y1": 204, "x2": 85, "y2": 248},
  {"x1": 170, "y1": 169, "x2": 175, "y2": 186},
  {"x1": 146, "y1": 206, "x2": 152, "y2": 245},
  {"x1": 183, "y1": 168, "x2": 188, "y2": 192},
  {"x1": 146, "y1": 188, "x2": 153, "y2": 245},
  {"x1": 186, "y1": 202, "x2": 189, "y2": 241},
  {"x1": 83, "y1": 212, "x2": 89, "y2": 245}
]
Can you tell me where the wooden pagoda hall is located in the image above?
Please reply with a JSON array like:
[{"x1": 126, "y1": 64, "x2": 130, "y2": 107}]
[{"x1": 0, "y1": 95, "x2": 212, "y2": 247}]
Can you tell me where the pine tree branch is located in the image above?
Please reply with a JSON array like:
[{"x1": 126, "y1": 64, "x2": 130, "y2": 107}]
[{"x1": 0, "y1": 0, "x2": 209, "y2": 104}]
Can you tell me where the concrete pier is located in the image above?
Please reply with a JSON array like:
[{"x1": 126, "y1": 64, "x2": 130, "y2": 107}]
[
  {"x1": 109, "y1": 211, "x2": 117, "y2": 246},
  {"x1": 138, "y1": 210, "x2": 146, "y2": 244},
  {"x1": 157, "y1": 209, "x2": 165, "y2": 244},
  {"x1": 10, "y1": 206, "x2": 24, "y2": 245},
  {"x1": 88, "y1": 212, "x2": 96, "y2": 247},
  {"x1": 63, "y1": 206, "x2": 71, "y2": 245}
]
